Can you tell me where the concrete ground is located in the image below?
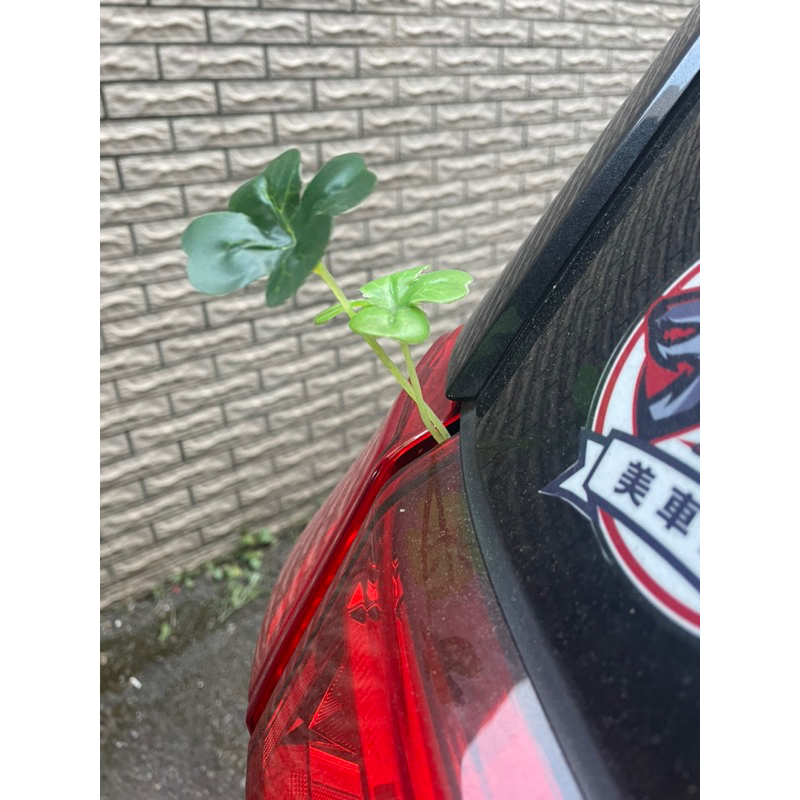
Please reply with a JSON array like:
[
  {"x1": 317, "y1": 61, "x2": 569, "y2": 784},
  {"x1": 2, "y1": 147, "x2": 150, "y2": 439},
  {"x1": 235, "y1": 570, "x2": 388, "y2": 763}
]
[{"x1": 100, "y1": 537, "x2": 294, "y2": 800}]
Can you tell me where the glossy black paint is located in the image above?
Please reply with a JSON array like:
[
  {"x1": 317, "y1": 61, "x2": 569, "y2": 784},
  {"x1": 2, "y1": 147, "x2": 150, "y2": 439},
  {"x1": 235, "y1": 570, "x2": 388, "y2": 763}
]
[
  {"x1": 460, "y1": 66, "x2": 700, "y2": 800},
  {"x1": 446, "y1": 5, "x2": 700, "y2": 403},
  {"x1": 459, "y1": 404, "x2": 625, "y2": 800}
]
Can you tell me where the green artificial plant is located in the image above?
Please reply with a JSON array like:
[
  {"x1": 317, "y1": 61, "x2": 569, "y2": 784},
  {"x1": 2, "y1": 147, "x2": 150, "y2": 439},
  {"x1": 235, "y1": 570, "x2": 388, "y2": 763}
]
[{"x1": 181, "y1": 149, "x2": 472, "y2": 444}]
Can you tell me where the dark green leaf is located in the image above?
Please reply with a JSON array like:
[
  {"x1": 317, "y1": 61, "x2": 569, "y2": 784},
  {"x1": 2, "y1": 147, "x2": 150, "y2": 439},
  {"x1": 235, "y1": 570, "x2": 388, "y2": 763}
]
[
  {"x1": 182, "y1": 212, "x2": 288, "y2": 295},
  {"x1": 349, "y1": 305, "x2": 430, "y2": 344},
  {"x1": 227, "y1": 175, "x2": 283, "y2": 236},
  {"x1": 301, "y1": 153, "x2": 377, "y2": 218},
  {"x1": 405, "y1": 269, "x2": 473, "y2": 305},
  {"x1": 227, "y1": 150, "x2": 301, "y2": 238},
  {"x1": 264, "y1": 148, "x2": 302, "y2": 222},
  {"x1": 265, "y1": 214, "x2": 333, "y2": 307},
  {"x1": 359, "y1": 266, "x2": 428, "y2": 310}
]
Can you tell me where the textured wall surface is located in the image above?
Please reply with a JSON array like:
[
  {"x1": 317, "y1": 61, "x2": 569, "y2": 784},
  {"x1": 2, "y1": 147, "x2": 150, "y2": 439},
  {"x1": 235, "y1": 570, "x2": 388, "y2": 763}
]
[{"x1": 100, "y1": 0, "x2": 696, "y2": 606}]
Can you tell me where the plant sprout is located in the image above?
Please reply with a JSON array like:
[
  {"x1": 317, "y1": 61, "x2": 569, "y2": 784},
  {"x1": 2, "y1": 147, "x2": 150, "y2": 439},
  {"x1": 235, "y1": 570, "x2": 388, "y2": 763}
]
[{"x1": 181, "y1": 148, "x2": 472, "y2": 444}]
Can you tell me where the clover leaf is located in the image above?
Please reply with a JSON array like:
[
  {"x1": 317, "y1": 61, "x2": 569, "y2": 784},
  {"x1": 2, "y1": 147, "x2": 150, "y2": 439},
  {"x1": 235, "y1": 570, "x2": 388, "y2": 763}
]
[
  {"x1": 350, "y1": 305, "x2": 431, "y2": 344},
  {"x1": 181, "y1": 149, "x2": 377, "y2": 305},
  {"x1": 227, "y1": 149, "x2": 302, "y2": 240},
  {"x1": 265, "y1": 214, "x2": 332, "y2": 307},
  {"x1": 182, "y1": 212, "x2": 292, "y2": 295},
  {"x1": 300, "y1": 154, "x2": 377, "y2": 219},
  {"x1": 346, "y1": 266, "x2": 473, "y2": 344},
  {"x1": 227, "y1": 176, "x2": 281, "y2": 234},
  {"x1": 263, "y1": 148, "x2": 303, "y2": 222},
  {"x1": 405, "y1": 269, "x2": 474, "y2": 305},
  {"x1": 358, "y1": 265, "x2": 428, "y2": 310}
]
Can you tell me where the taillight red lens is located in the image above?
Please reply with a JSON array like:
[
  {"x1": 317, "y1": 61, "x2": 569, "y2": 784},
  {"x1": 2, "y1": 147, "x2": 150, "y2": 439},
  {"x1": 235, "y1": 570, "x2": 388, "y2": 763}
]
[
  {"x1": 246, "y1": 437, "x2": 581, "y2": 800},
  {"x1": 247, "y1": 330, "x2": 461, "y2": 730}
]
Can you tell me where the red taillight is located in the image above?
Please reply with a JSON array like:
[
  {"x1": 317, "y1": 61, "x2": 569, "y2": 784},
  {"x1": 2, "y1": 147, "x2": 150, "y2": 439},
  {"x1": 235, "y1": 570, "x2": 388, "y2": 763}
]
[
  {"x1": 247, "y1": 330, "x2": 461, "y2": 730},
  {"x1": 246, "y1": 438, "x2": 581, "y2": 800}
]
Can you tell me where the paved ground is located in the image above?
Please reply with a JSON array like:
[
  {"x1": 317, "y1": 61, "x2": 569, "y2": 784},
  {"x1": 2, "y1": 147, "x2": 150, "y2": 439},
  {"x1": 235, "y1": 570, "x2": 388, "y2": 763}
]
[{"x1": 100, "y1": 538, "x2": 294, "y2": 800}]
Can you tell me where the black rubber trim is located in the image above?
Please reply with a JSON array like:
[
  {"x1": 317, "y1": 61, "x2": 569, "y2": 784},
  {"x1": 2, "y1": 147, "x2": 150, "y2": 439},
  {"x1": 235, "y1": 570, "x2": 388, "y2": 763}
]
[
  {"x1": 458, "y1": 402, "x2": 624, "y2": 800},
  {"x1": 446, "y1": 6, "x2": 700, "y2": 402}
]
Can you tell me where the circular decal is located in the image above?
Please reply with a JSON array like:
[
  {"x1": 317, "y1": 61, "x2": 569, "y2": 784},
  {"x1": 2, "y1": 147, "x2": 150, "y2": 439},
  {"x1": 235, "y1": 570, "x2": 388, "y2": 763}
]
[{"x1": 542, "y1": 263, "x2": 700, "y2": 636}]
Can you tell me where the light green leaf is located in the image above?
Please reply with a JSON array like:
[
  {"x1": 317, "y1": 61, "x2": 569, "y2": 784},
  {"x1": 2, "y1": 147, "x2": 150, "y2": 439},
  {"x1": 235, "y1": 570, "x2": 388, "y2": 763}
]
[
  {"x1": 314, "y1": 303, "x2": 345, "y2": 324},
  {"x1": 301, "y1": 153, "x2": 377, "y2": 218},
  {"x1": 265, "y1": 214, "x2": 332, "y2": 307},
  {"x1": 405, "y1": 269, "x2": 473, "y2": 305},
  {"x1": 182, "y1": 212, "x2": 288, "y2": 295},
  {"x1": 358, "y1": 265, "x2": 473, "y2": 312},
  {"x1": 359, "y1": 266, "x2": 429, "y2": 310},
  {"x1": 349, "y1": 305, "x2": 430, "y2": 344},
  {"x1": 313, "y1": 300, "x2": 370, "y2": 324}
]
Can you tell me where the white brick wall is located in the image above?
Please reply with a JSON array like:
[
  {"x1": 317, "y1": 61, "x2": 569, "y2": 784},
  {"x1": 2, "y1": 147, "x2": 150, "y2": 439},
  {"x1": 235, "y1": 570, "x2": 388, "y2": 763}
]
[{"x1": 100, "y1": 0, "x2": 696, "y2": 606}]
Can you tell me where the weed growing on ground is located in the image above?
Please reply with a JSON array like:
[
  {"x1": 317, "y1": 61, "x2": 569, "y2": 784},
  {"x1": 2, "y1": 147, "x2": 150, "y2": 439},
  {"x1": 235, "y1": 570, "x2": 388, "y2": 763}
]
[{"x1": 151, "y1": 529, "x2": 277, "y2": 641}]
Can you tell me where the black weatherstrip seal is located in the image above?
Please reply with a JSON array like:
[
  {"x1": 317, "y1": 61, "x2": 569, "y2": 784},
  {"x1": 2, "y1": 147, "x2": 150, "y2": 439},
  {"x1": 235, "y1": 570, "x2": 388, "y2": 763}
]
[{"x1": 459, "y1": 402, "x2": 623, "y2": 800}]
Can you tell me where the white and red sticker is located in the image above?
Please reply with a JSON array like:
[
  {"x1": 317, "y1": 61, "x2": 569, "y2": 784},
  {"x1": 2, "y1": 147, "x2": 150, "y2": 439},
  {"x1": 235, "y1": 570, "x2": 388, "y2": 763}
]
[{"x1": 542, "y1": 263, "x2": 700, "y2": 636}]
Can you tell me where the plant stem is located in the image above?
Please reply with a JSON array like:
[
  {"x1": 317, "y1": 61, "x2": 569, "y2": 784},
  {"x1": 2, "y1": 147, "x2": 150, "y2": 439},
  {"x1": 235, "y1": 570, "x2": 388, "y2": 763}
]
[
  {"x1": 313, "y1": 262, "x2": 355, "y2": 316},
  {"x1": 402, "y1": 343, "x2": 449, "y2": 442},
  {"x1": 312, "y1": 263, "x2": 449, "y2": 443}
]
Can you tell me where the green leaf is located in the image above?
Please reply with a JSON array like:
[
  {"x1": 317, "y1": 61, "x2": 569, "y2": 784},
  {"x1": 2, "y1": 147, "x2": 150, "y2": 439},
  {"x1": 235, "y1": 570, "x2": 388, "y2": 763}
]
[
  {"x1": 301, "y1": 153, "x2": 377, "y2": 218},
  {"x1": 349, "y1": 266, "x2": 472, "y2": 343},
  {"x1": 358, "y1": 266, "x2": 473, "y2": 311},
  {"x1": 359, "y1": 266, "x2": 428, "y2": 311},
  {"x1": 158, "y1": 621, "x2": 172, "y2": 643},
  {"x1": 239, "y1": 532, "x2": 257, "y2": 548},
  {"x1": 227, "y1": 175, "x2": 283, "y2": 235},
  {"x1": 405, "y1": 269, "x2": 473, "y2": 305},
  {"x1": 257, "y1": 529, "x2": 275, "y2": 546},
  {"x1": 265, "y1": 214, "x2": 333, "y2": 307},
  {"x1": 313, "y1": 299, "x2": 370, "y2": 324},
  {"x1": 228, "y1": 150, "x2": 301, "y2": 237},
  {"x1": 349, "y1": 305, "x2": 430, "y2": 344},
  {"x1": 264, "y1": 148, "x2": 302, "y2": 222},
  {"x1": 182, "y1": 212, "x2": 289, "y2": 295}
]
